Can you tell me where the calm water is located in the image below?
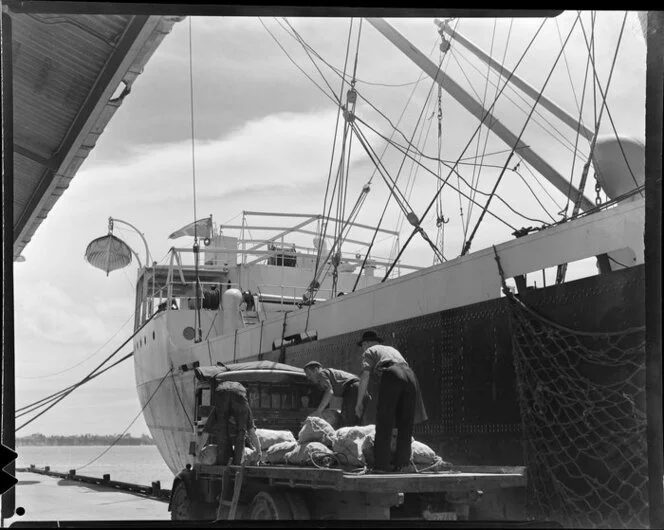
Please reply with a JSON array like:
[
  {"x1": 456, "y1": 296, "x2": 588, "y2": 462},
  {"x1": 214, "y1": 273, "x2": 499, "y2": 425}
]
[{"x1": 16, "y1": 445, "x2": 175, "y2": 488}]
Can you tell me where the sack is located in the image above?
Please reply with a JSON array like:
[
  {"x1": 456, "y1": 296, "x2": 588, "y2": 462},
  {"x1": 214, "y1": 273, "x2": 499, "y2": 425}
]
[
  {"x1": 334, "y1": 436, "x2": 366, "y2": 467},
  {"x1": 313, "y1": 409, "x2": 342, "y2": 430},
  {"x1": 256, "y1": 429, "x2": 296, "y2": 451},
  {"x1": 284, "y1": 442, "x2": 333, "y2": 466},
  {"x1": 243, "y1": 447, "x2": 260, "y2": 465},
  {"x1": 298, "y1": 416, "x2": 336, "y2": 447},
  {"x1": 264, "y1": 440, "x2": 298, "y2": 465},
  {"x1": 199, "y1": 444, "x2": 217, "y2": 465},
  {"x1": 411, "y1": 440, "x2": 437, "y2": 465},
  {"x1": 334, "y1": 424, "x2": 375, "y2": 441}
]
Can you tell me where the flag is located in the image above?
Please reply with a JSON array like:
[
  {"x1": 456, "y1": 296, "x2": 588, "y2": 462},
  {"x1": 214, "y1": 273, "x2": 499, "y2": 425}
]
[{"x1": 168, "y1": 216, "x2": 213, "y2": 240}]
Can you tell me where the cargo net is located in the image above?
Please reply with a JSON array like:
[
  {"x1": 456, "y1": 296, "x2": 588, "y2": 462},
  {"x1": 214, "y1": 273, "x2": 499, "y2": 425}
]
[{"x1": 494, "y1": 249, "x2": 648, "y2": 529}]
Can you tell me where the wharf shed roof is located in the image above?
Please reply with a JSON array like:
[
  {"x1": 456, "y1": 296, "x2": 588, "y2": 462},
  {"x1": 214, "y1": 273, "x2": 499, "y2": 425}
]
[{"x1": 4, "y1": 5, "x2": 184, "y2": 260}]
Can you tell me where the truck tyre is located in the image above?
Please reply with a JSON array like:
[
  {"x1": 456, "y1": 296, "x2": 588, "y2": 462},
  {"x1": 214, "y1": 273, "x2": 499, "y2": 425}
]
[
  {"x1": 171, "y1": 481, "x2": 213, "y2": 521},
  {"x1": 247, "y1": 491, "x2": 293, "y2": 519},
  {"x1": 285, "y1": 492, "x2": 310, "y2": 520}
]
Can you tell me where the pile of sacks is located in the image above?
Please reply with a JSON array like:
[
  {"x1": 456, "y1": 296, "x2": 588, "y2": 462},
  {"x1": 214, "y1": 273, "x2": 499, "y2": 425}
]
[{"x1": 260, "y1": 415, "x2": 449, "y2": 470}]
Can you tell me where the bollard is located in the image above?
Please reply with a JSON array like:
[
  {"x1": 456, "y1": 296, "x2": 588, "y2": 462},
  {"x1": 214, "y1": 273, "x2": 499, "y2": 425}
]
[
  {"x1": 102, "y1": 474, "x2": 110, "y2": 484},
  {"x1": 44, "y1": 466, "x2": 50, "y2": 472},
  {"x1": 151, "y1": 481, "x2": 161, "y2": 496}
]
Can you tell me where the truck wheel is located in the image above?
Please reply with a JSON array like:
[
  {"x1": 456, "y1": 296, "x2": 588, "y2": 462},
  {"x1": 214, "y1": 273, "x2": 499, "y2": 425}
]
[
  {"x1": 247, "y1": 491, "x2": 293, "y2": 520},
  {"x1": 285, "y1": 492, "x2": 310, "y2": 520},
  {"x1": 171, "y1": 482, "x2": 195, "y2": 521},
  {"x1": 170, "y1": 482, "x2": 212, "y2": 521}
]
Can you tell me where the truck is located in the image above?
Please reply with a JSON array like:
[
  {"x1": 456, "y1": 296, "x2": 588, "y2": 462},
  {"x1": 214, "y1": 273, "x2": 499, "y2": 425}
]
[{"x1": 167, "y1": 361, "x2": 528, "y2": 521}]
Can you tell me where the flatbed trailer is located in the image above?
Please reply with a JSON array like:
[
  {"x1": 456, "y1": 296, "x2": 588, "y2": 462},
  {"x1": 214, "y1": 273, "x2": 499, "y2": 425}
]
[
  {"x1": 170, "y1": 462, "x2": 527, "y2": 521},
  {"x1": 169, "y1": 363, "x2": 529, "y2": 521}
]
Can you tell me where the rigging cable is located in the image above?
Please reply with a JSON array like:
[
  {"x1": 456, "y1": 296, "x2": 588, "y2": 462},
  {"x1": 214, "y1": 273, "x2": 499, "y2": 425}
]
[
  {"x1": 15, "y1": 312, "x2": 157, "y2": 431},
  {"x1": 577, "y1": 11, "x2": 642, "y2": 195},
  {"x1": 465, "y1": 18, "x2": 512, "y2": 246},
  {"x1": 16, "y1": 312, "x2": 135, "y2": 380},
  {"x1": 258, "y1": 18, "x2": 338, "y2": 105},
  {"x1": 352, "y1": 59, "x2": 444, "y2": 290},
  {"x1": 76, "y1": 368, "x2": 173, "y2": 471},
  {"x1": 16, "y1": 353, "x2": 134, "y2": 419},
  {"x1": 355, "y1": 115, "x2": 549, "y2": 227},
  {"x1": 304, "y1": 18, "x2": 354, "y2": 329},
  {"x1": 381, "y1": 17, "x2": 550, "y2": 279},
  {"x1": 556, "y1": 11, "x2": 631, "y2": 285},
  {"x1": 449, "y1": 42, "x2": 592, "y2": 165},
  {"x1": 187, "y1": 17, "x2": 203, "y2": 343},
  {"x1": 460, "y1": 13, "x2": 582, "y2": 257},
  {"x1": 560, "y1": 22, "x2": 593, "y2": 219}
]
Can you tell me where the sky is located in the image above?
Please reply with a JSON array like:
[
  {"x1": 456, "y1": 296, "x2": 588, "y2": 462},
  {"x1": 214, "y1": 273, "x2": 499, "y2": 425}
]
[{"x1": 12, "y1": 11, "x2": 647, "y2": 438}]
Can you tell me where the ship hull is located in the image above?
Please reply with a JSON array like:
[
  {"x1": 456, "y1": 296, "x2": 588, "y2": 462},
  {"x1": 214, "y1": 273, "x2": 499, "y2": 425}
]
[{"x1": 136, "y1": 263, "x2": 645, "y2": 474}]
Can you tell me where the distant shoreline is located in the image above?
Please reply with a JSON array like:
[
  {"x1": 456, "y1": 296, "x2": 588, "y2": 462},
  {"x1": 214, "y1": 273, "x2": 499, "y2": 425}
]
[{"x1": 17, "y1": 434, "x2": 154, "y2": 446}]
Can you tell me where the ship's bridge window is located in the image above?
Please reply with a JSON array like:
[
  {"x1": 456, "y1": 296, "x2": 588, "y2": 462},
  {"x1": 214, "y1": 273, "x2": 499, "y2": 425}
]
[{"x1": 267, "y1": 243, "x2": 297, "y2": 267}]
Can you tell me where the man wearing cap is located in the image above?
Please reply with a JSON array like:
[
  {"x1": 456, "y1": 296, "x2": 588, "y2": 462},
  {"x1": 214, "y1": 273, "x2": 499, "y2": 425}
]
[
  {"x1": 204, "y1": 380, "x2": 262, "y2": 465},
  {"x1": 355, "y1": 330, "x2": 428, "y2": 472},
  {"x1": 303, "y1": 361, "x2": 366, "y2": 427}
]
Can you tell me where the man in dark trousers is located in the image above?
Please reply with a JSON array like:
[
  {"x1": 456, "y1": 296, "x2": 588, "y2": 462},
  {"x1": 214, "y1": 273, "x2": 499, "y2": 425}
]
[
  {"x1": 204, "y1": 381, "x2": 262, "y2": 465},
  {"x1": 303, "y1": 361, "x2": 367, "y2": 427},
  {"x1": 354, "y1": 330, "x2": 428, "y2": 472}
]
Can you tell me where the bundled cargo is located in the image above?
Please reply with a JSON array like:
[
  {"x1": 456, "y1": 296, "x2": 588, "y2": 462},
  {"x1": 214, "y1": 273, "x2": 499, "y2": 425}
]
[
  {"x1": 256, "y1": 428, "x2": 296, "y2": 451},
  {"x1": 264, "y1": 440, "x2": 298, "y2": 465},
  {"x1": 284, "y1": 441, "x2": 333, "y2": 466},
  {"x1": 298, "y1": 416, "x2": 336, "y2": 447}
]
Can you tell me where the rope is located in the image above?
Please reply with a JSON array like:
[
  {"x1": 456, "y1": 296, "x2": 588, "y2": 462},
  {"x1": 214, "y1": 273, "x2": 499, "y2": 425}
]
[
  {"x1": 77, "y1": 368, "x2": 172, "y2": 471},
  {"x1": 16, "y1": 313, "x2": 157, "y2": 430}
]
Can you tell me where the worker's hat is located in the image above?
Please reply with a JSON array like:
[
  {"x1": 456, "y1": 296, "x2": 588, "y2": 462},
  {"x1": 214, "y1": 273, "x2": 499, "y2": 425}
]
[
  {"x1": 357, "y1": 330, "x2": 383, "y2": 346},
  {"x1": 303, "y1": 361, "x2": 322, "y2": 370}
]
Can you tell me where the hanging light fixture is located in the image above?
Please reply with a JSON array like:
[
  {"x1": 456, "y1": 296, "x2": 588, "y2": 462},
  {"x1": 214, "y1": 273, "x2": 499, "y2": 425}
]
[{"x1": 84, "y1": 218, "x2": 139, "y2": 275}]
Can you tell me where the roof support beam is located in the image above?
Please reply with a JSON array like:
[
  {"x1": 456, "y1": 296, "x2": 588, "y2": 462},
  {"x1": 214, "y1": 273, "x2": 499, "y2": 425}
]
[
  {"x1": 366, "y1": 17, "x2": 595, "y2": 212},
  {"x1": 14, "y1": 143, "x2": 59, "y2": 171}
]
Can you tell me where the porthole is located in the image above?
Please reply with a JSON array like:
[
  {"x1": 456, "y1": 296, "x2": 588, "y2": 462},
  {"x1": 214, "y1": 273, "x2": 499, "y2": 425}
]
[{"x1": 183, "y1": 326, "x2": 196, "y2": 341}]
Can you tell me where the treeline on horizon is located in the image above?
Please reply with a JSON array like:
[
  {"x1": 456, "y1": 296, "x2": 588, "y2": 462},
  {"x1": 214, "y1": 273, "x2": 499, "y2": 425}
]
[{"x1": 17, "y1": 433, "x2": 154, "y2": 446}]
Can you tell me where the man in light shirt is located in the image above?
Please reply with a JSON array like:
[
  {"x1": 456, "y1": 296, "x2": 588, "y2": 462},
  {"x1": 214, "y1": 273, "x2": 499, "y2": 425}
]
[
  {"x1": 304, "y1": 361, "x2": 367, "y2": 427},
  {"x1": 355, "y1": 330, "x2": 428, "y2": 472}
]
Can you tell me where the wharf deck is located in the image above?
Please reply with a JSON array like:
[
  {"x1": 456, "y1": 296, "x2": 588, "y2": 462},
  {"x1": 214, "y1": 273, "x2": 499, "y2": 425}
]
[{"x1": 5, "y1": 471, "x2": 169, "y2": 525}]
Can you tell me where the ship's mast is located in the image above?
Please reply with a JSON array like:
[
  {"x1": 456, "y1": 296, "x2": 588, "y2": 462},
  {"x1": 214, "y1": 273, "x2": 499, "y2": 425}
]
[{"x1": 366, "y1": 17, "x2": 595, "y2": 212}]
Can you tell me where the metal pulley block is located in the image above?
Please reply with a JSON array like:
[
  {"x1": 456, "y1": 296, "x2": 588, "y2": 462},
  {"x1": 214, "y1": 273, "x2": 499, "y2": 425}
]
[
  {"x1": 440, "y1": 38, "x2": 451, "y2": 53},
  {"x1": 347, "y1": 87, "x2": 357, "y2": 105},
  {"x1": 343, "y1": 107, "x2": 355, "y2": 123},
  {"x1": 406, "y1": 211, "x2": 420, "y2": 227}
]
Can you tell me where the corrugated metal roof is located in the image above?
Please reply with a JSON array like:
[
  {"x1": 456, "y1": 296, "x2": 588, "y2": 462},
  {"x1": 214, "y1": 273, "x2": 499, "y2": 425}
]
[{"x1": 6, "y1": 9, "x2": 184, "y2": 260}]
